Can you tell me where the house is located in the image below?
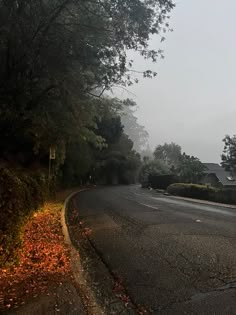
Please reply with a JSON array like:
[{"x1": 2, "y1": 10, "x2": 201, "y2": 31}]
[{"x1": 201, "y1": 163, "x2": 236, "y2": 189}]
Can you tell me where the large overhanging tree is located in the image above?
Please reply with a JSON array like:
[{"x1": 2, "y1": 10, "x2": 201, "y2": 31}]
[
  {"x1": 0, "y1": 0, "x2": 175, "y2": 162},
  {"x1": 221, "y1": 135, "x2": 236, "y2": 175}
]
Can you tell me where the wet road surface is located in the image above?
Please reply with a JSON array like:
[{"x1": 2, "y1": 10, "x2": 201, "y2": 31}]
[{"x1": 75, "y1": 185, "x2": 236, "y2": 314}]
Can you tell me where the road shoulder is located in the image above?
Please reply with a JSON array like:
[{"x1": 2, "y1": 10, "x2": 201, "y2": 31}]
[
  {"x1": 66, "y1": 192, "x2": 138, "y2": 315},
  {"x1": 168, "y1": 194, "x2": 236, "y2": 209}
]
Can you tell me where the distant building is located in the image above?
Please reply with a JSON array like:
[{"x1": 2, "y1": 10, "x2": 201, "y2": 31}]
[{"x1": 201, "y1": 163, "x2": 236, "y2": 189}]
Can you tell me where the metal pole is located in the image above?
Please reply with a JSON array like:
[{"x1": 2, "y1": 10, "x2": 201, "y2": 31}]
[{"x1": 48, "y1": 155, "x2": 51, "y2": 194}]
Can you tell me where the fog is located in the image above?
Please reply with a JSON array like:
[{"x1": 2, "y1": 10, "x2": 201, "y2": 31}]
[{"x1": 114, "y1": 0, "x2": 236, "y2": 163}]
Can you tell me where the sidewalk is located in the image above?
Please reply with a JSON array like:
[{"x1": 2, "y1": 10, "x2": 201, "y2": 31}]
[{"x1": 169, "y1": 194, "x2": 236, "y2": 209}]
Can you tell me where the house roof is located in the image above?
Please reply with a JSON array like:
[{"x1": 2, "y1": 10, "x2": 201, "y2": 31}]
[
  {"x1": 203, "y1": 163, "x2": 223, "y2": 171},
  {"x1": 203, "y1": 163, "x2": 236, "y2": 186}
]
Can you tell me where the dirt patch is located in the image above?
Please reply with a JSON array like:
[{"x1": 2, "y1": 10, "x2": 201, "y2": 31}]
[{"x1": 3, "y1": 281, "x2": 85, "y2": 315}]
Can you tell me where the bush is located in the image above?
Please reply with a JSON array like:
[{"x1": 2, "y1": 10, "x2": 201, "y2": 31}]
[
  {"x1": 167, "y1": 183, "x2": 236, "y2": 205},
  {"x1": 167, "y1": 183, "x2": 216, "y2": 199},
  {"x1": 0, "y1": 166, "x2": 47, "y2": 266},
  {"x1": 139, "y1": 159, "x2": 170, "y2": 186}
]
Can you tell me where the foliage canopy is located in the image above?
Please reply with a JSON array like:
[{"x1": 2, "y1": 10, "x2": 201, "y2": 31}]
[
  {"x1": 141, "y1": 142, "x2": 205, "y2": 185},
  {"x1": 0, "y1": 0, "x2": 174, "y2": 179},
  {"x1": 221, "y1": 135, "x2": 236, "y2": 175}
]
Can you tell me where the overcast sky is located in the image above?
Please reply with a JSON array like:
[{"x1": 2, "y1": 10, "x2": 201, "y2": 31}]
[{"x1": 114, "y1": 0, "x2": 236, "y2": 163}]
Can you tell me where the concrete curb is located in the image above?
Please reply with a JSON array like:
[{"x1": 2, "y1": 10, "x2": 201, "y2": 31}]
[
  {"x1": 61, "y1": 190, "x2": 105, "y2": 315},
  {"x1": 169, "y1": 195, "x2": 236, "y2": 209}
]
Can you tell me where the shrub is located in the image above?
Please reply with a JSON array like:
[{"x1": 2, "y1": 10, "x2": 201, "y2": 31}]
[
  {"x1": 167, "y1": 183, "x2": 212, "y2": 199},
  {"x1": 167, "y1": 183, "x2": 236, "y2": 205},
  {"x1": 167, "y1": 183, "x2": 217, "y2": 199},
  {"x1": 0, "y1": 166, "x2": 47, "y2": 266},
  {"x1": 213, "y1": 189, "x2": 236, "y2": 204},
  {"x1": 139, "y1": 159, "x2": 170, "y2": 186}
]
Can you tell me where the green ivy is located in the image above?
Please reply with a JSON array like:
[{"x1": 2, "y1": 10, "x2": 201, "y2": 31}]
[{"x1": 0, "y1": 167, "x2": 47, "y2": 267}]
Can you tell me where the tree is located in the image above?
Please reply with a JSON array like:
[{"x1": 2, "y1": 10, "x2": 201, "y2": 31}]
[
  {"x1": 61, "y1": 140, "x2": 94, "y2": 186},
  {"x1": 94, "y1": 105, "x2": 141, "y2": 185},
  {"x1": 154, "y1": 142, "x2": 182, "y2": 170},
  {"x1": 0, "y1": 0, "x2": 174, "y2": 168},
  {"x1": 151, "y1": 142, "x2": 205, "y2": 184},
  {"x1": 120, "y1": 99, "x2": 149, "y2": 153},
  {"x1": 140, "y1": 145, "x2": 153, "y2": 161},
  {"x1": 178, "y1": 153, "x2": 205, "y2": 183},
  {"x1": 139, "y1": 159, "x2": 170, "y2": 185},
  {"x1": 109, "y1": 134, "x2": 141, "y2": 183},
  {"x1": 221, "y1": 135, "x2": 236, "y2": 175}
]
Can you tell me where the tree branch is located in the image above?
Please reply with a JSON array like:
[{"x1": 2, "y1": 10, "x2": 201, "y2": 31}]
[{"x1": 25, "y1": 84, "x2": 57, "y2": 110}]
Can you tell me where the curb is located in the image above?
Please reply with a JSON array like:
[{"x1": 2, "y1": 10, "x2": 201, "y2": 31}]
[
  {"x1": 168, "y1": 195, "x2": 236, "y2": 209},
  {"x1": 61, "y1": 190, "x2": 105, "y2": 315}
]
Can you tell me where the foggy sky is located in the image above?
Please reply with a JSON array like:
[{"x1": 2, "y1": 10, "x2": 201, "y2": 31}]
[{"x1": 114, "y1": 0, "x2": 236, "y2": 163}]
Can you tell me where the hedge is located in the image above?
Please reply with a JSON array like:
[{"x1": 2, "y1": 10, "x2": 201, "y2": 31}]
[
  {"x1": 167, "y1": 183, "x2": 236, "y2": 205},
  {"x1": 0, "y1": 166, "x2": 47, "y2": 266}
]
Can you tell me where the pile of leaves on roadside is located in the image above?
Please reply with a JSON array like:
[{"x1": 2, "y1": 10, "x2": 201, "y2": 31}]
[{"x1": 0, "y1": 201, "x2": 72, "y2": 312}]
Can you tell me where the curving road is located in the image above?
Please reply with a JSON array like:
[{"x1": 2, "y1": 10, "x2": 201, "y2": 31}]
[{"x1": 75, "y1": 185, "x2": 236, "y2": 314}]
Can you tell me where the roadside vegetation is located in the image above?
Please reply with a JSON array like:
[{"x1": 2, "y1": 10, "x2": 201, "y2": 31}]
[
  {"x1": 140, "y1": 140, "x2": 236, "y2": 205},
  {"x1": 0, "y1": 0, "x2": 174, "y2": 187},
  {"x1": 0, "y1": 166, "x2": 47, "y2": 267},
  {"x1": 139, "y1": 142, "x2": 205, "y2": 187},
  {"x1": 222, "y1": 135, "x2": 236, "y2": 175},
  {"x1": 167, "y1": 183, "x2": 236, "y2": 205}
]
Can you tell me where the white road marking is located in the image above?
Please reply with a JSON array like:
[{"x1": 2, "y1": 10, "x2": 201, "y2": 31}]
[{"x1": 138, "y1": 203, "x2": 159, "y2": 210}]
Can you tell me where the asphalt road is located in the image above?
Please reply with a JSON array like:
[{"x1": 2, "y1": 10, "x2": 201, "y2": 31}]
[{"x1": 75, "y1": 185, "x2": 236, "y2": 314}]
